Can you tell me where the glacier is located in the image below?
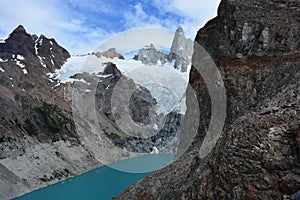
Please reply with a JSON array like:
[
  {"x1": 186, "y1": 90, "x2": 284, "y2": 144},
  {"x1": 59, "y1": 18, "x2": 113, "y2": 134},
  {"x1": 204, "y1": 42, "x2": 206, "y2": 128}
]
[{"x1": 53, "y1": 54, "x2": 189, "y2": 115}]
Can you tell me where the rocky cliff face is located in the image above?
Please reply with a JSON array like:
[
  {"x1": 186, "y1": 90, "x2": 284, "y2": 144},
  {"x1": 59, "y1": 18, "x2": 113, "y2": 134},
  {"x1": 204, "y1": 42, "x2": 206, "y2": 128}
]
[
  {"x1": 134, "y1": 27, "x2": 193, "y2": 72},
  {"x1": 170, "y1": 26, "x2": 193, "y2": 72},
  {"x1": 135, "y1": 44, "x2": 169, "y2": 65},
  {"x1": 115, "y1": 0, "x2": 300, "y2": 199},
  {"x1": 0, "y1": 26, "x2": 102, "y2": 200}
]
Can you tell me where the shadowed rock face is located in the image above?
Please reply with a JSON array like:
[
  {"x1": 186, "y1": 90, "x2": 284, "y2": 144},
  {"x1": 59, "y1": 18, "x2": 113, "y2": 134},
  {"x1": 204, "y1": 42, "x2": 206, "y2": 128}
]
[
  {"x1": 72, "y1": 63, "x2": 183, "y2": 154},
  {"x1": 196, "y1": 0, "x2": 300, "y2": 60},
  {"x1": 114, "y1": 0, "x2": 300, "y2": 199},
  {"x1": 0, "y1": 25, "x2": 74, "y2": 144}
]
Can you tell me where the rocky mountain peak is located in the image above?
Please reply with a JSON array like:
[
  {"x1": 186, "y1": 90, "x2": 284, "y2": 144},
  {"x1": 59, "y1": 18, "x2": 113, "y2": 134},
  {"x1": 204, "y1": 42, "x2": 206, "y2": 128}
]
[
  {"x1": 1, "y1": 25, "x2": 36, "y2": 56},
  {"x1": 135, "y1": 43, "x2": 168, "y2": 65},
  {"x1": 170, "y1": 26, "x2": 193, "y2": 72},
  {"x1": 132, "y1": 26, "x2": 193, "y2": 72},
  {"x1": 92, "y1": 48, "x2": 124, "y2": 59},
  {"x1": 102, "y1": 62, "x2": 122, "y2": 77},
  {"x1": 0, "y1": 25, "x2": 70, "y2": 73},
  {"x1": 12, "y1": 25, "x2": 26, "y2": 33},
  {"x1": 176, "y1": 26, "x2": 184, "y2": 34}
]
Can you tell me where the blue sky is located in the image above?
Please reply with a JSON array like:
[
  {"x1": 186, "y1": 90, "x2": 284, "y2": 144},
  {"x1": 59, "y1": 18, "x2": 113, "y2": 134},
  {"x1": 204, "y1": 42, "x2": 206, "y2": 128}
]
[{"x1": 0, "y1": 0, "x2": 220, "y2": 54}]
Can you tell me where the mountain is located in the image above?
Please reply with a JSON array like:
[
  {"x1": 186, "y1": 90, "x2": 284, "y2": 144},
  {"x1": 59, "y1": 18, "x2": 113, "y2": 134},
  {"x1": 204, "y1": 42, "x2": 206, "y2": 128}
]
[
  {"x1": 134, "y1": 26, "x2": 193, "y2": 72},
  {"x1": 70, "y1": 62, "x2": 183, "y2": 154},
  {"x1": 170, "y1": 26, "x2": 193, "y2": 72},
  {"x1": 0, "y1": 25, "x2": 104, "y2": 199},
  {"x1": 0, "y1": 25, "x2": 185, "y2": 199},
  {"x1": 91, "y1": 48, "x2": 125, "y2": 59},
  {"x1": 134, "y1": 44, "x2": 169, "y2": 65},
  {"x1": 115, "y1": 0, "x2": 300, "y2": 199}
]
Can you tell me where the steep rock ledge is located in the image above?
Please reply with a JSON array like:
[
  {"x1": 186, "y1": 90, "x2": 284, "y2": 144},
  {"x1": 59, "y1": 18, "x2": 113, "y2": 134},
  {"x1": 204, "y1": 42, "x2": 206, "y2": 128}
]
[{"x1": 115, "y1": 0, "x2": 300, "y2": 199}]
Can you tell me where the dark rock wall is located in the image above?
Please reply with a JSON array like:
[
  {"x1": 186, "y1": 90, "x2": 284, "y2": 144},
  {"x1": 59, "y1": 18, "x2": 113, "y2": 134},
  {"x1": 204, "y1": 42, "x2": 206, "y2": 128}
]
[{"x1": 115, "y1": 0, "x2": 300, "y2": 199}]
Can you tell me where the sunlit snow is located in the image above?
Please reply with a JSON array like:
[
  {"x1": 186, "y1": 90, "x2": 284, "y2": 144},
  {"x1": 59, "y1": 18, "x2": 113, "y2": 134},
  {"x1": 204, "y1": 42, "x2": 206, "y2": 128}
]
[
  {"x1": 54, "y1": 54, "x2": 190, "y2": 114},
  {"x1": 16, "y1": 54, "x2": 25, "y2": 60},
  {"x1": 16, "y1": 60, "x2": 25, "y2": 68},
  {"x1": 22, "y1": 69, "x2": 28, "y2": 74},
  {"x1": 0, "y1": 57, "x2": 7, "y2": 62}
]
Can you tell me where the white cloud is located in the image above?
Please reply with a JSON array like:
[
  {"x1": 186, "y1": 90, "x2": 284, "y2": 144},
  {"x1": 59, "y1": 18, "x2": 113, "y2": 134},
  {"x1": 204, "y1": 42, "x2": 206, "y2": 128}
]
[
  {"x1": 0, "y1": 0, "x2": 221, "y2": 54},
  {"x1": 124, "y1": 3, "x2": 163, "y2": 29},
  {"x1": 123, "y1": 2, "x2": 181, "y2": 35},
  {"x1": 152, "y1": 0, "x2": 221, "y2": 38},
  {"x1": 0, "y1": 0, "x2": 110, "y2": 54}
]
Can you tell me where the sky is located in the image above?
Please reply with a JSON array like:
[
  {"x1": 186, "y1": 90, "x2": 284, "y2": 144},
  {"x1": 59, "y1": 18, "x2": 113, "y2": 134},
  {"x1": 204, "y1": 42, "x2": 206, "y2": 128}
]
[{"x1": 0, "y1": 0, "x2": 221, "y2": 55}]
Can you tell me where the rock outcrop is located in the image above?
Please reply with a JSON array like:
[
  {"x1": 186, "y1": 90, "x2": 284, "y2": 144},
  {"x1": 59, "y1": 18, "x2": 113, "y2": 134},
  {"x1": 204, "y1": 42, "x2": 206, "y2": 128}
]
[
  {"x1": 115, "y1": 0, "x2": 300, "y2": 199},
  {"x1": 92, "y1": 48, "x2": 124, "y2": 59},
  {"x1": 135, "y1": 44, "x2": 169, "y2": 65},
  {"x1": 170, "y1": 26, "x2": 193, "y2": 72},
  {"x1": 134, "y1": 27, "x2": 193, "y2": 72}
]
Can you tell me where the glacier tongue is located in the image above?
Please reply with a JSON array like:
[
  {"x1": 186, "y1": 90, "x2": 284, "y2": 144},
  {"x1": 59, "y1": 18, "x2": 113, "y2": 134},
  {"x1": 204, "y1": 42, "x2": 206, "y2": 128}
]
[
  {"x1": 54, "y1": 55, "x2": 189, "y2": 114},
  {"x1": 113, "y1": 59, "x2": 188, "y2": 114}
]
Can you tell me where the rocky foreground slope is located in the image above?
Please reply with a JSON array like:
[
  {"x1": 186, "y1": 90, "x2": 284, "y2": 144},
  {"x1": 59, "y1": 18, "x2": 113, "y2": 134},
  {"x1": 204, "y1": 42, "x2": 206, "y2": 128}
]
[{"x1": 115, "y1": 0, "x2": 300, "y2": 199}]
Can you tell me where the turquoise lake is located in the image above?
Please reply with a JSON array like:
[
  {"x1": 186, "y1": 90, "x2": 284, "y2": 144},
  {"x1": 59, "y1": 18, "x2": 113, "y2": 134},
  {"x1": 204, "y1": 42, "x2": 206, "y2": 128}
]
[{"x1": 15, "y1": 154, "x2": 174, "y2": 200}]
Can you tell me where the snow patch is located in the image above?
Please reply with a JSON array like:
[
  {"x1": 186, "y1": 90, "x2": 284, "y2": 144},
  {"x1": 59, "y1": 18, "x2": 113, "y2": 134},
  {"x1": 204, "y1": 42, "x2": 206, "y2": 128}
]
[
  {"x1": 62, "y1": 78, "x2": 91, "y2": 85},
  {"x1": 47, "y1": 72, "x2": 56, "y2": 79},
  {"x1": 74, "y1": 78, "x2": 90, "y2": 85},
  {"x1": 22, "y1": 69, "x2": 28, "y2": 74},
  {"x1": 54, "y1": 82, "x2": 61, "y2": 88},
  {"x1": 150, "y1": 146, "x2": 159, "y2": 154},
  {"x1": 0, "y1": 67, "x2": 4, "y2": 72},
  {"x1": 96, "y1": 74, "x2": 113, "y2": 78},
  {"x1": 38, "y1": 38, "x2": 43, "y2": 46},
  {"x1": 38, "y1": 56, "x2": 47, "y2": 68},
  {"x1": 0, "y1": 57, "x2": 8, "y2": 62},
  {"x1": 34, "y1": 43, "x2": 38, "y2": 55},
  {"x1": 16, "y1": 60, "x2": 25, "y2": 68},
  {"x1": 16, "y1": 54, "x2": 25, "y2": 60},
  {"x1": 0, "y1": 39, "x2": 5, "y2": 43}
]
